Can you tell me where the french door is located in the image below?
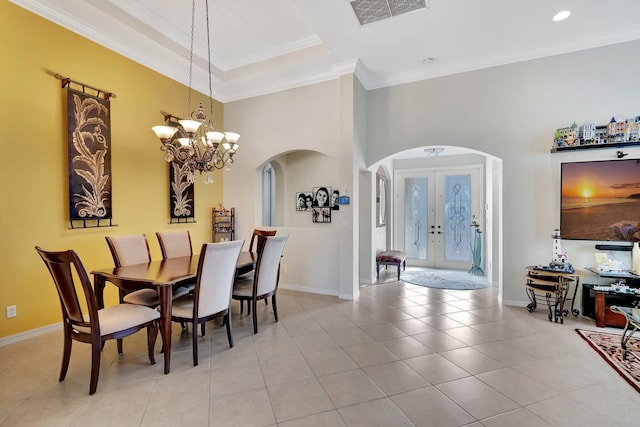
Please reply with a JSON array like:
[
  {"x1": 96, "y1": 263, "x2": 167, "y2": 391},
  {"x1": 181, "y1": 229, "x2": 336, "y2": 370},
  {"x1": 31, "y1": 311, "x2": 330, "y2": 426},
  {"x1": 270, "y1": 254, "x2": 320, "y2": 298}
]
[{"x1": 395, "y1": 166, "x2": 483, "y2": 269}]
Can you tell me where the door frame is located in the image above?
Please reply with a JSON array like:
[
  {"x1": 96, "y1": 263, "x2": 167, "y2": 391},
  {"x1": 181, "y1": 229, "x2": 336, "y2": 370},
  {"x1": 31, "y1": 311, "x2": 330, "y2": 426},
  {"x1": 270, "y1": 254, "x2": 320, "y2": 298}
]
[{"x1": 394, "y1": 164, "x2": 484, "y2": 269}]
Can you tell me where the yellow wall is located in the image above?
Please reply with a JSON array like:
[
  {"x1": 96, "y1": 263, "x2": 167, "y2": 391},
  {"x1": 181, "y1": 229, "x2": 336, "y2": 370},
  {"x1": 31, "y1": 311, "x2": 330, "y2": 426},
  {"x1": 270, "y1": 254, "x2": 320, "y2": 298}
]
[{"x1": 0, "y1": 2, "x2": 226, "y2": 338}]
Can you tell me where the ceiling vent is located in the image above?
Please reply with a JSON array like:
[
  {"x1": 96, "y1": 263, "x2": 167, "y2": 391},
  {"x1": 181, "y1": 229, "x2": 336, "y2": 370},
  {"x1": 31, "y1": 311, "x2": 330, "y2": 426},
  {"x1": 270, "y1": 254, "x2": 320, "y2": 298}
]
[{"x1": 350, "y1": 0, "x2": 427, "y2": 25}]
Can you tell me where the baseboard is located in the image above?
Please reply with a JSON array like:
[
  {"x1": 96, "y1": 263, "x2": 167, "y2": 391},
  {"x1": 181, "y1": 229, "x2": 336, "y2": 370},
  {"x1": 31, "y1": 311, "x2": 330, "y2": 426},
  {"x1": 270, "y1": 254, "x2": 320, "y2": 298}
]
[
  {"x1": 339, "y1": 289, "x2": 360, "y2": 301},
  {"x1": 501, "y1": 298, "x2": 529, "y2": 307},
  {"x1": 279, "y1": 283, "x2": 339, "y2": 297},
  {"x1": 0, "y1": 322, "x2": 62, "y2": 347}
]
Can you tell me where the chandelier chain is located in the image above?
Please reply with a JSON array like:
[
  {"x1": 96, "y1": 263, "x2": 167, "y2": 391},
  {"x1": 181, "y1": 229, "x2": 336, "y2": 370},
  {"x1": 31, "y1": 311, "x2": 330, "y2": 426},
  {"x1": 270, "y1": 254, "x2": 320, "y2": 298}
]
[
  {"x1": 187, "y1": 0, "x2": 196, "y2": 115},
  {"x1": 205, "y1": 0, "x2": 214, "y2": 118},
  {"x1": 151, "y1": 0, "x2": 240, "y2": 182}
]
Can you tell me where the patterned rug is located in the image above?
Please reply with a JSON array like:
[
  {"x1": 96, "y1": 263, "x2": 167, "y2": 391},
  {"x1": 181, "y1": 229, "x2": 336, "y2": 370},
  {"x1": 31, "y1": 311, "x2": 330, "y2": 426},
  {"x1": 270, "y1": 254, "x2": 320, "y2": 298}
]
[
  {"x1": 576, "y1": 329, "x2": 640, "y2": 393},
  {"x1": 400, "y1": 268, "x2": 489, "y2": 290}
]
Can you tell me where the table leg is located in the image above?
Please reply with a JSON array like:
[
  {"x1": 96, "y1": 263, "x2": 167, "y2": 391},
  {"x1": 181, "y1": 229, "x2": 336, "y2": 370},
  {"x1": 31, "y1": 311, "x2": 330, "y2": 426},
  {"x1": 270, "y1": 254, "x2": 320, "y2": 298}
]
[
  {"x1": 95, "y1": 276, "x2": 106, "y2": 309},
  {"x1": 595, "y1": 292, "x2": 605, "y2": 328},
  {"x1": 159, "y1": 286, "x2": 172, "y2": 374}
]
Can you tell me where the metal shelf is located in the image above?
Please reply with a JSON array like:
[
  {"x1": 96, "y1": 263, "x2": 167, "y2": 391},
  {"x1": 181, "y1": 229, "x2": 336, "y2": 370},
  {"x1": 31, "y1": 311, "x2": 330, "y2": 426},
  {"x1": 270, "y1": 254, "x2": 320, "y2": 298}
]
[{"x1": 551, "y1": 141, "x2": 640, "y2": 153}]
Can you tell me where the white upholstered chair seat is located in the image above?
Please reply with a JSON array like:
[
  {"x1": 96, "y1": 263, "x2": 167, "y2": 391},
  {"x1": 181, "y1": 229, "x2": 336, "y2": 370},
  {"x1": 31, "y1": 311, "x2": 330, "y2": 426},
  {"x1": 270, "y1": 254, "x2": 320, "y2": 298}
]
[
  {"x1": 123, "y1": 286, "x2": 189, "y2": 306},
  {"x1": 170, "y1": 296, "x2": 223, "y2": 320},
  {"x1": 75, "y1": 304, "x2": 160, "y2": 336},
  {"x1": 230, "y1": 275, "x2": 253, "y2": 298}
]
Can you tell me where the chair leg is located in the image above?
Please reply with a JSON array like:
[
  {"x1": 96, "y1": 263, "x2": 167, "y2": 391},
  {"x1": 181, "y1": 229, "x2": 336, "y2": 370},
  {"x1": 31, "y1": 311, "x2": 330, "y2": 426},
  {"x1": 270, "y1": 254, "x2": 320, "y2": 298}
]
[
  {"x1": 272, "y1": 294, "x2": 279, "y2": 323},
  {"x1": 239, "y1": 300, "x2": 244, "y2": 314},
  {"x1": 248, "y1": 300, "x2": 251, "y2": 315},
  {"x1": 192, "y1": 321, "x2": 199, "y2": 366},
  {"x1": 147, "y1": 322, "x2": 158, "y2": 365},
  {"x1": 89, "y1": 340, "x2": 102, "y2": 395},
  {"x1": 225, "y1": 312, "x2": 234, "y2": 348},
  {"x1": 252, "y1": 299, "x2": 258, "y2": 334},
  {"x1": 117, "y1": 290, "x2": 126, "y2": 354},
  {"x1": 59, "y1": 327, "x2": 72, "y2": 381},
  {"x1": 200, "y1": 322, "x2": 206, "y2": 337}
]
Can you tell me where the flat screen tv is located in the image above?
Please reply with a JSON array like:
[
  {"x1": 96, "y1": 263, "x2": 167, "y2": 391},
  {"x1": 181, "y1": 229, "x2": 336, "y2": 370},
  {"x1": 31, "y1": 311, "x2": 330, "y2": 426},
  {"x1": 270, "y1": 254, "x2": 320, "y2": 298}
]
[{"x1": 561, "y1": 159, "x2": 640, "y2": 241}]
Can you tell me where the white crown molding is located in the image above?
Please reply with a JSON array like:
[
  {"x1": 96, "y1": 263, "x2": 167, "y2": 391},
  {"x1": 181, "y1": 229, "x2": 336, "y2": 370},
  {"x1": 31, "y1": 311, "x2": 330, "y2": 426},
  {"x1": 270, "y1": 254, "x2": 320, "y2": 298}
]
[
  {"x1": 363, "y1": 24, "x2": 640, "y2": 90},
  {"x1": 12, "y1": 0, "x2": 640, "y2": 102}
]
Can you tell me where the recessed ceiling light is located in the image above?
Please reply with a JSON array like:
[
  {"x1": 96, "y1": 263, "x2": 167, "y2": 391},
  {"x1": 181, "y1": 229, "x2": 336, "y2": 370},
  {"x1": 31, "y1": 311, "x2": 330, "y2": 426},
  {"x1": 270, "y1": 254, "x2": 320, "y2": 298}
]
[{"x1": 553, "y1": 10, "x2": 571, "y2": 22}]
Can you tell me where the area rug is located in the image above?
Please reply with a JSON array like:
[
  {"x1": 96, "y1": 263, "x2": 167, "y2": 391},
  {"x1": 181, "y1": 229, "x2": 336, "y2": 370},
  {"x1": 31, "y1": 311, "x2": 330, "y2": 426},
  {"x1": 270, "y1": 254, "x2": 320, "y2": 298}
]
[
  {"x1": 576, "y1": 329, "x2": 640, "y2": 393},
  {"x1": 400, "y1": 269, "x2": 489, "y2": 290}
]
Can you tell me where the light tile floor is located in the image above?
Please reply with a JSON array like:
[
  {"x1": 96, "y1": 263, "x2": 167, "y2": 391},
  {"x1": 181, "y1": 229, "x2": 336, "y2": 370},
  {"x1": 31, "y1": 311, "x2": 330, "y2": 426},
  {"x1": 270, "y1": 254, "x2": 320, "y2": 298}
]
[{"x1": 2, "y1": 273, "x2": 640, "y2": 426}]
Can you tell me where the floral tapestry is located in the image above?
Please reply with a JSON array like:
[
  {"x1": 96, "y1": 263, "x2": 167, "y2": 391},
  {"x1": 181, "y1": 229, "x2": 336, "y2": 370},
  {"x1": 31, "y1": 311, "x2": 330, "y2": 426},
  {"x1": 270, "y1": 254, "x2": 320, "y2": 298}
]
[
  {"x1": 67, "y1": 88, "x2": 112, "y2": 227},
  {"x1": 169, "y1": 161, "x2": 195, "y2": 222}
]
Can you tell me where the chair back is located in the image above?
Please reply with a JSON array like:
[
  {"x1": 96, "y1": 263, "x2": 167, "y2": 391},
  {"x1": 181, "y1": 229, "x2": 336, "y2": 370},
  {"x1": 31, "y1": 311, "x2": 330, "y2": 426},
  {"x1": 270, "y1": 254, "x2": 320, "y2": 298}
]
[
  {"x1": 248, "y1": 228, "x2": 277, "y2": 256},
  {"x1": 195, "y1": 240, "x2": 244, "y2": 318},
  {"x1": 156, "y1": 230, "x2": 193, "y2": 259},
  {"x1": 105, "y1": 235, "x2": 151, "y2": 267},
  {"x1": 254, "y1": 235, "x2": 288, "y2": 297},
  {"x1": 35, "y1": 246, "x2": 97, "y2": 329}
]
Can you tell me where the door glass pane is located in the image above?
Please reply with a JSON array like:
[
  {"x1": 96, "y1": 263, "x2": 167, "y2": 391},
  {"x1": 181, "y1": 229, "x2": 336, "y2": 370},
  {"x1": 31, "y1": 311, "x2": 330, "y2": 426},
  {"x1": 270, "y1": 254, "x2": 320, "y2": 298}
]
[
  {"x1": 444, "y1": 175, "x2": 471, "y2": 262},
  {"x1": 404, "y1": 177, "x2": 427, "y2": 259}
]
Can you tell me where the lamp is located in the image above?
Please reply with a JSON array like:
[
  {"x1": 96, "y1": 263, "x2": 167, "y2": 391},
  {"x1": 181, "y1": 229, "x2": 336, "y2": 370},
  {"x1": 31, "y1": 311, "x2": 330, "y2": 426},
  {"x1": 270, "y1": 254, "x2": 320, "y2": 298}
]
[{"x1": 152, "y1": 0, "x2": 239, "y2": 183}]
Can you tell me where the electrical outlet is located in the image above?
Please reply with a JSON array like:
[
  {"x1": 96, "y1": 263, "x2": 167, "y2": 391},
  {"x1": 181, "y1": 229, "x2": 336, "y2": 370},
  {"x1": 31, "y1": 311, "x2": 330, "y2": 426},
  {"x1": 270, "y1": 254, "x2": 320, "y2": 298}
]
[{"x1": 6, "y1": 305, "x2": 16, "y2": 318}]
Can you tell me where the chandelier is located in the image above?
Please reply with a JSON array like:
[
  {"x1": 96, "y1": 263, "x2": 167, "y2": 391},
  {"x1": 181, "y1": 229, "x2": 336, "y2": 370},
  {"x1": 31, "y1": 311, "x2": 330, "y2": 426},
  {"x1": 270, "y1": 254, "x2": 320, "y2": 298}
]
[{"x1": 152, "y1": 0, "x2": 239, "y2": 183}]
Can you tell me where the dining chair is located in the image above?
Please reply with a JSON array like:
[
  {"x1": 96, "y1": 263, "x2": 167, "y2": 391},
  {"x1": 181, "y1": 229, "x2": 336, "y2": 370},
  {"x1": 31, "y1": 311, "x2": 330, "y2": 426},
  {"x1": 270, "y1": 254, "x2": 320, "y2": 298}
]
[
  {"x1": 35, "y1": 246, "x2": 160, "y2": 395},
  {"x1": 236, "y1": 228, "x2": 277, "y2": 313},
  {"x1": 156, "y1": 230, "x2": 196, "y2": 293},
  {"x1": 248, "y1": 228, "x2": 277, "y2": 257},
  {"x1": 156, "y1": 230, "x2": 193, "y2": 259},
  {"x1": 105, "y1": 234, "x2": 189, "y2": 307},
  {"x1": 232, "y1": 235, "x2": 288, "y2": 334},
  {"x1": 170, "y1": 240, "x2": 244, "y2": 366},
  {"x1": 106, "y1": 234, "x2": 189, "y2": 349}
]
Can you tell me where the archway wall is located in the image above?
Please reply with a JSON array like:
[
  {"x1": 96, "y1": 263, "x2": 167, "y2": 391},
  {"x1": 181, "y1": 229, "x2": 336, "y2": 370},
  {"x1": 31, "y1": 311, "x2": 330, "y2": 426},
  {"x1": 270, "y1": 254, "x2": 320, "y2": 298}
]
[
  {"x1": 364, "y1": 40, "x2": 640, "y2": 305},
  {"x1": 365, "y1": 152, "x2": 498, "y2": 287},
  {"x1": 224, "y1": 77, "x2": 359, "y2": 298}
]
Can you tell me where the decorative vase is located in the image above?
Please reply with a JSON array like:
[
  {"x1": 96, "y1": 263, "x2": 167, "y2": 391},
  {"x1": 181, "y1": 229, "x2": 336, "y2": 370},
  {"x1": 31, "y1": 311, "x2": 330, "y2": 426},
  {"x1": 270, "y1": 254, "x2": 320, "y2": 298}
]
[{"x1": 469, "y1": 224, "x2": 483, "y2": 275}]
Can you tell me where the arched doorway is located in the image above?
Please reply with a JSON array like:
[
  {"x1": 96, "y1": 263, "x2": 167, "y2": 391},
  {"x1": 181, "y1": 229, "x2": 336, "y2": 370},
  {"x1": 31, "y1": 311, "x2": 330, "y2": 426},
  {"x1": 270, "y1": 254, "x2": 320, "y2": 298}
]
[{"x1": 365, "y1": 146, "x2": 503, "y2": 298}]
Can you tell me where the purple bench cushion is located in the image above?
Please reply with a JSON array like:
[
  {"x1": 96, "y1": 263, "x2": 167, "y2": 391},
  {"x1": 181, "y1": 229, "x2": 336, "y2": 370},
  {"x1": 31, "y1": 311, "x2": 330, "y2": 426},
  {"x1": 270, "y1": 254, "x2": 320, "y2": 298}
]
[{"x1": 376, "y1": 251, "x2": 406, "y2": 264}]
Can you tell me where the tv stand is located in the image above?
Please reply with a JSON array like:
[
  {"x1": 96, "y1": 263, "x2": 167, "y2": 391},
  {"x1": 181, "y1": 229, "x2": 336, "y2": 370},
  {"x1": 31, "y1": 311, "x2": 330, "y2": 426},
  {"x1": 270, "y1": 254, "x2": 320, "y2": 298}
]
[{"x1": 582, "y1": 269, "x2": 640, "y2": 327}]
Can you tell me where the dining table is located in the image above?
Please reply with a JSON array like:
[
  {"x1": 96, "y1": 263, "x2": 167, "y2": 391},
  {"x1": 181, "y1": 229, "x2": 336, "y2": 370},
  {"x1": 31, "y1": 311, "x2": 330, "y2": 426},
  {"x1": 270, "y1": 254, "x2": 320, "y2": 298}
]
[{"x1": 91, "y1": 251, "x2": 256, "y2": 374}]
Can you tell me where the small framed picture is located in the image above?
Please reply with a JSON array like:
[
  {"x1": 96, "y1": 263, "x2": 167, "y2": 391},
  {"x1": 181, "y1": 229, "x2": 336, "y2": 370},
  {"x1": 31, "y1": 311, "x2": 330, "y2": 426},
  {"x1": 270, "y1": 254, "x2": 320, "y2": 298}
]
[
  {"x1": 330, "y1": 189, "x2": 340, "y2": 210},
  {"x1": 296, "y1": 192, "x2": 313, "y2": 211},
  {"x1": 312, "y1": 186, "x2": 332, "y2": 208},
  {"x1": 312, "y1": 207, "x2": 331, "y2": 223}
]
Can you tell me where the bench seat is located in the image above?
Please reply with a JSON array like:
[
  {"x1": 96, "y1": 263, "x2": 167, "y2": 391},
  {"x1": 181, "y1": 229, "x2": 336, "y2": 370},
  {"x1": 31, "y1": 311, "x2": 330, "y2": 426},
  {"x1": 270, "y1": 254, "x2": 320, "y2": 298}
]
[{"x1": 376, "y1": 250, "x2": 407, "y2": 281}]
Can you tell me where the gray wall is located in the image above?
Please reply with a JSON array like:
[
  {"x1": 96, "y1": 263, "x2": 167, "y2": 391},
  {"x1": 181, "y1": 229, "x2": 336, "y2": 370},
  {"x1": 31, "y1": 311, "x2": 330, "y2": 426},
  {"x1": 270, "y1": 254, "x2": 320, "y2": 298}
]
[
  {"x1": 224, "y1": 39, "x2": 640, "y2": 304},
  {"x1": 366, "y1": 40, "x2": 640, "y2": 304}
]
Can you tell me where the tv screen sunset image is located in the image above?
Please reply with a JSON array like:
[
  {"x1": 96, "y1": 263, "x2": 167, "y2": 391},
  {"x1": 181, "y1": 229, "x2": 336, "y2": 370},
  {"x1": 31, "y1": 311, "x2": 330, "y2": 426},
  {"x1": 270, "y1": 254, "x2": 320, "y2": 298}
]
[{"x1": 561, "y1": 159, "x2": 640, "y2": 241}]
